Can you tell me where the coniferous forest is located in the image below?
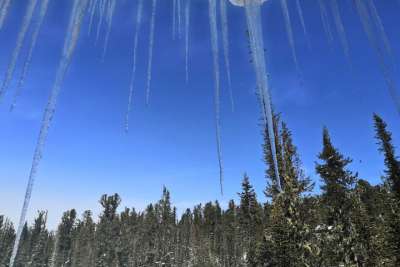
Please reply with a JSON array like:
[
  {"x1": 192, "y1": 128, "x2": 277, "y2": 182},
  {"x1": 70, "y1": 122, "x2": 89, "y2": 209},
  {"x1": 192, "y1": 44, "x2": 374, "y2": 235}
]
[{"x1": 1, "y1": 113, "x2": 400, "y2": 267}]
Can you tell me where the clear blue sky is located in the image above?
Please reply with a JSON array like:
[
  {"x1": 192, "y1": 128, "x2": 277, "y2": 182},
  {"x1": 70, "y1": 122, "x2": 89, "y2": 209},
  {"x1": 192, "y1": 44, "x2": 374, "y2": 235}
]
[{"x1": 1, "y1": 0, "x2": 400, "y2": 228}]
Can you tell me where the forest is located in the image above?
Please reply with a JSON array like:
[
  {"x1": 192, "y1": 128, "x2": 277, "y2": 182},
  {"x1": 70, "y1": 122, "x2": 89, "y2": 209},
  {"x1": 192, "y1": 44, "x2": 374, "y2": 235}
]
[{"x1": 1, "y1": 112, "x2": 400, "y2": 267}]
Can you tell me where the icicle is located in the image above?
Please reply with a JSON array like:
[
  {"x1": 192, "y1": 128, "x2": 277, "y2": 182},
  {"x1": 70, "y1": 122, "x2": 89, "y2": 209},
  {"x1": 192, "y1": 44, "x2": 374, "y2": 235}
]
[
  {"x1": 355, "y1": 0, "x2": 400, "y2": 115},
  {"x1": 330, "y1": 0, "x2": 351, "y2": 64},
  {"x1": 172, "y1": 0, "x2": 176, "y2": 39},
  {"x1": 88, "y1": 0, "x2": 98, "y2": 35},
  {"x1": 102, "y1": 0, "x2": 116, "y2": 58},
  {"x1": 177, "y1": 0, "x2": 182, "y2": 39},
  {"x1": 280, "y1": 0, "x2": 301, "y2": 75},
  {"x1": 185, "y1": 0, "x2": 191, "y2": 83},
  {"x1": 220, "y1": 0, "x2": 234, "y2": 111},
  {"x1": 0, "y1": 0, "x2": 38, "y2": 101},
  {"x1": 295, "y1": 0, "x2": 310, "y2": 48},
  {"x1": 0, "y1": 0, "x2": 11, "y2": 30},
  {"x1": 208, "y1": 0, "x2": 224, "y2": 195},
  {"x1": 367, "y1": 0, "x2": 393, "y2": 58},
  {"x1": 9, "y1": 1, "x2": 89, "y2": 266},
  {"x1": 95, "y1": 0, "x2": 107, "y2": 44},
  {"x1": 145, "y1": 0, "x2": 157, "y2": 105},
  {"x1": 243, "y1": 0, "x2": 281, "y2": 191},
  {"x1": 125, "y1": 0, "x2": 144, "y2": 132},
  {"x1": 10, "y1": 0, "x2": 50, "y2": 111},
  {"x1": 318, "y1": 0, "x2": 333, "y2": 45}
]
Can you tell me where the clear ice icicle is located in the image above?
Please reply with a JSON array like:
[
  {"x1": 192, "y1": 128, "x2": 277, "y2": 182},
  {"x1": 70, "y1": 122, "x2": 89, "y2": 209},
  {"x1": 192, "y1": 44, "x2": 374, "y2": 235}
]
[
  {"x1": 0, "y1": 0, "x2": 38, "y2": 101},
  {"x1": 9, "y1": 1, "x2": 89, "y2": 266},
  {"x1": 220, "y1": 0, "x2": 234, "y2": 111},
  {"x1": 355, "y1": 0, "x2": 400, "y2": 115},
  {"x1": 177, "y1": 0, "x2": 182, "y2": 39},
  {"x1": 125, "y1": 0, "x2": 144, "y2": 132},
  {"x1": 145, "y1": 0, "x2": 157, "y2": 105},
  {"x1": 0, "y1": 0, "x2": 11, "y2": 30},
  {"x1": 95, "y1": 0, "x2": 107, "y2": 44},
  {"x1": 88, "y1": 0, "x2": 98, "y2": 34},
  {"x1": 172, "y1": 0, "x2": 176, "y2": 39},
  {"x1": 280, "y1": 0, "x2": 300, "y2": 73},
  {"x1": 330, "y1": 0, "x2": 351, "y2": 64},
  {"x1": 185, "y1": 0, "x2": 190, "y2": 83},
  {"x1": 102, "y1": 0, "x2": 116, "y2": 58},
  {"x1": 243, "y1": 0, "x2": 281, "y2": 191},
  {"x1": 295, "y1": 0, "x2": 310, "y2": 48},
  {"x1": 11, "y1": 0, "x2": 51, "y2": 111},
  {"x1": 318, "y1": 0, "x2": 333, "y2": 45},
  {"x1": 208, "y1": 0, "x2": 224, "y2": 195}
]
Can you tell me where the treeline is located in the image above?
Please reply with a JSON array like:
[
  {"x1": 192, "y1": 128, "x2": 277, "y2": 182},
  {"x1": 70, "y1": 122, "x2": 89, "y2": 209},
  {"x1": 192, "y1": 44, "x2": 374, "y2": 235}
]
[{"x1": 1, "y1": 113, "x2": 400, "y2": 266}]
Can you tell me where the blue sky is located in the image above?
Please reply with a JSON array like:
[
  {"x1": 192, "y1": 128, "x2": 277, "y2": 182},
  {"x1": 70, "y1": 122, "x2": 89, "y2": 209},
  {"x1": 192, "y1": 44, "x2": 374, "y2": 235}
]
[{"x1": 1, "y1": 0, "x2": 400, "y2": 228}]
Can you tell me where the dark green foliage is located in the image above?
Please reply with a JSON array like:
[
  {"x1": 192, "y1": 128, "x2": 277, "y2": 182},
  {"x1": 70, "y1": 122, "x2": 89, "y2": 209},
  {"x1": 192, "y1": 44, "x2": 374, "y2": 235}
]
[{"x1": 4, "y1": 114, "x2": 400, "y2": 266}]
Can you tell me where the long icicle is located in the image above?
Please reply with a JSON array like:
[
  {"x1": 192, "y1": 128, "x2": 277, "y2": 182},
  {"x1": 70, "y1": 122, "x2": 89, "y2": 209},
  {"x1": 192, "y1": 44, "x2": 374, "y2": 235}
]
[
  {"x1": 0, "y1": 0, "x2": 11, "y2": 30},
  {"x1": 95, "y1": 0, "x2": 107, "y2": 44},
  {"x1": 295, "y1": 0, "x2": 310, "y2": 48},
  {"x1": 330, "y1": 0, "x2": 351, "y2": 64},
  {"x1": 102, "y1": 0, "x2": 116, "y2": 59},
  {"x1": 280, "y1": 0, "x2": 301, "y2": 74},
  {"x1": 0, "y1": 0, "x2": 38, "y2": 101},
  {"x1": 177, "y1": 0, "x2": 182, "y2": 39},
  {"x1": 185, "y1": 0, "x2": 191, "y2": 83},
  {"x1": 145, "y1": 0, "x2": 157, "y2": 105},
  {"x1": 355, "y1": 0, "x2": 400, "y2": 115},
  {"x1": 208, "y1": 0, "x2": 224, "y2": 195},
  {"x1": 172, "y1": 0, "x2": 176, "y2": 39},
  {"x1": 10, "y1": 0, "x2": 51, "y2": 111},
  {"x1": 88, "y1": 0, "x2": 98, "y2": 35},
  {"x1": 243, "y1": 0, "x2": 281, "y2": 191},
  {"x1": 220, "y1": 0, "x2": 234, "y2": 111},
  {"x1": 125, "y1": 0, "x2": 144, "y2": 132},
  {"x1": 367, "y1": 0, "x2": 393, "y2": 58},
  {"x1": 318, "y1": 0, "x2": 333, "y2": 45},
  {"x1": 9, "y1": 1, "x2": 89, "y2": 266}
]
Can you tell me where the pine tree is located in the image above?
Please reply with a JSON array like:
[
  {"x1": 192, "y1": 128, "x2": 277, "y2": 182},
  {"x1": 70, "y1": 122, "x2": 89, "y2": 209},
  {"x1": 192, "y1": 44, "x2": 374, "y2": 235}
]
[
  {"x1": 0, "y1": 216, "x2": 15, "y2": 266},
  {"x1": 71, "y1": 211, "x2": 95, "y2": 267},
  {"x1": 53, "y1": 209, "x2": 77, "y2": 267}
]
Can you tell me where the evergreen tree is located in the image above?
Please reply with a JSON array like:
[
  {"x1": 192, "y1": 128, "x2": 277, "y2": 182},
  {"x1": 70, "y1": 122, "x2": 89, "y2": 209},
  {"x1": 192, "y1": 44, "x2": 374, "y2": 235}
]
[
  {"x1": 0, "y1": 216, "x2": 15, "y2": 266},
  {"x1": 53, "y1": 209, "x2": 77, "y2": 267}
]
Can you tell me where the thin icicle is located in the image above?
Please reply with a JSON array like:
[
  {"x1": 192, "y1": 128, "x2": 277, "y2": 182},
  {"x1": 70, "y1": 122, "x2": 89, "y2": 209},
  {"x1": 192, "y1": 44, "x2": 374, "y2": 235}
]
[
  {"x1": 177, "y1": 0, "x2": 182, "y2": 39},
  {"x1": 280, "y1": 0, "x2": 300, "y2": 74},
  {"x1": 95, "y1": 0, "x2": 107, "y2": 44},
  {"x1": 125, "y1": 0, "x2": 144, "y2": 132},
  {"x1": 295, "y1": 0, "x2": 310, "y2": 48},
  {"x1": 88, "y1": 0, "x2": 98, "y2": 35},
  {"x1": 243, "y1": 0, "x2": 281, "y2": 191},
  {"x1": 185, "y1": 0, "x2": 190, "y2": 83},
  {"x1": 355, "y1": 0, "x2": 400, "y2": 115},
  {"x1": 208, "y1": 0, "x2": 224, "y2": 195},
  {"x1": 10, "y1": 0, "x2": 50, "y2": 111},
  {"x1": 367, "y1": 0, "x2": 393, "y2": 58},
  {"x1": 0, "y1": 0, "x2": 38, "y2": 101},
  {"x1": 9, "y1": 1, "x2": 89, "y2": 266},
  {"x1": 220, "y1": 0, "x2": 234, "y2": 111},
  {"x1": 102, "y1": 0, "x2": 116, "y2": 58},
  {"x1": 145, "y1": 0, "x2": 157, "y2": 105},
  {"x1": 318, "y1": 0, "x2": 333, "y2": 45},
  {"x1": 330, "y1": 0, "x2": 351, "y2": 64},
  {"x1": 0, "y1": 0, "x2": 11, "y2": 30},
  {"x1": 172, "y1": 0, "x2": 176, "y2": 39}
]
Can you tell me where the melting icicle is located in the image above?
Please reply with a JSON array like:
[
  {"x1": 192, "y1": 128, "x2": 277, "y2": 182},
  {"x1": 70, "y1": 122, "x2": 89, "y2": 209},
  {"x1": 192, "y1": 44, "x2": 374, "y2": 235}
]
[
  {"x1": 0, "y1": 0, "x2": 38, "y2": 101},
  {"x1": 145, "y1": 0, "x2": 157, "y2": 105},
  {"x1": 177, "y1": 0, "x2": 182, "y2": 39},
  {"x1": 102, "y1": 0, "x2": 116, "y2": 58},
  {"x1": 10, "y1": 0, "x2": 50, "y2": 111},
  {"x1": 208, "y1": 0, "x2": 224, "y2": 195},
  {"x1": 295, "y1": 0, "x2": 310, "y2": 48},
  {"x1": 125, "y1": 0, "x2": 144, "y2": 132},
  {"x1": 330, "y1": 0, "x2": 351, "y2": 64},
  {"x1": 172, "y1": 0, "x2": 176, "y2": 39},
  {"x1": 88, "y1": 0, "x2": 98, "y2": 34},
  {"x1": 0, "y1": 0, "x2": 11, "y2": 30},
  {"x1": 220, "y1": 0, "x2": 234, "y2": 111},
  {"x1": 280, "y1": 0, "x2": 300, "y2": 74},
  {"x1": 318, "y1": 0, "x2": 333, "y2": 45},
  {"x1": 185, "y1": 0, "x2": 190, "y2": 83},
  {"x1": 9, "y1": 1, "x2": 89, "y2": 266},
  {"x1": 355, "y1": 0, "x2": 400, "y2": 115},
  {"x1": 243, "y1": 0, "x2": 281, "y2": 191},
  {"x1": 95, "y1": 0, "x2": 107, "y2": 44},
  {"x1": 367, "y1": 0, "x2": 393, "y2": 58}
]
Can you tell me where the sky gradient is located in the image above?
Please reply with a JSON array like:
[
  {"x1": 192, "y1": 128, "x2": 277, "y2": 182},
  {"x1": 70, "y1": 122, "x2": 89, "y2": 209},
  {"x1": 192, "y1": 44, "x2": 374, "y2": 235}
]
[{"x1": 1, "y1": 0, "x2": 400, "y2": 228}]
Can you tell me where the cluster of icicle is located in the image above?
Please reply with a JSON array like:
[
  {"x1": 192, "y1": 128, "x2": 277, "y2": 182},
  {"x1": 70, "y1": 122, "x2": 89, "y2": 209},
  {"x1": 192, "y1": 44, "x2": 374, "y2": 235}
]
[{"x1": 0, "y1": 0, "x2": 399, "y2": 265}]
